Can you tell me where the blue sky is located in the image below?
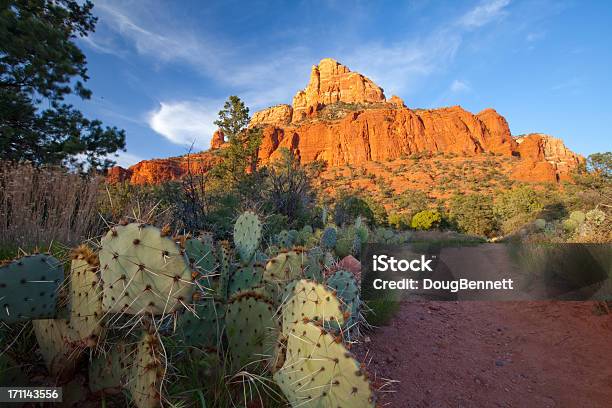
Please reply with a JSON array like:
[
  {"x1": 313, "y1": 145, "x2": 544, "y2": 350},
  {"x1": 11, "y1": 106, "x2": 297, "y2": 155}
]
[{"x1": 75, "y1": 0, "x2": 612, "y2": 167}]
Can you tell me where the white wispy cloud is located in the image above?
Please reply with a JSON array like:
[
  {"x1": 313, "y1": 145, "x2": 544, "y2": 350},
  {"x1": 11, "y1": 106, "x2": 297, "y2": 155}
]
[
  {"x1": 458, "y1": 0, "x2": 511, "y2": 29},
  {"x1": 450, "y1": 79, "x2": 471, "y2": 93},
  {"x1": 109, "y1": 151, "x2": 144, "y2": 167},
  {"x1": 86, "y1": 0, "x2": 514, "y2": 147},
  {"x1": 147, "y1": 100, "x2": 221, "y2": 149}
]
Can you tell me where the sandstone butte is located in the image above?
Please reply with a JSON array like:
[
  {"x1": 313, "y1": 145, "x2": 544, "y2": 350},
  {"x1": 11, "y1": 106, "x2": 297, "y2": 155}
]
[{"x1": 108, "y1": 58, "x2": 583, "y2": 186}]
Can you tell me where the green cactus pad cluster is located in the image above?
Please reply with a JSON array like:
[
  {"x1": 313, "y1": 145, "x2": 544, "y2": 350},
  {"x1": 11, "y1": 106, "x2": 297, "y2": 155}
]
[
  {"x1": 176, "y1": 298, "x2": 224, "y2": 348},
  {"x1": 320, "y1": 227, "x2": 337, "y2": 250},
  {"x1": 89, "y1": 342, "x2": 132, "y2": 393},
  {"x1": 128, "y1": 332, "x2": 165, "y2": 408},
  {"x1": 0, "y1": 254, "x2": 63, "y2": 323},
  {"x1": 228, "y1": 264, "x2": 264, "y2": 295},
  {"x1": 327, "y1": 270, "x2": 361, "y2": 328},
  {"x1": 233, "y1": 211, "x2": 263, "y2": 264},
  {"x1": 225, "y1": 293, "x2": 279, "y2": 370},
  {"x1": 99, "y1": 223, "x2": 195, "y2": 315},
  {"x1": 281, "y1": 279, "x2": 345, "y2": 334},
  {"x1": 68, "y1": 246, "x2": 104, "y2": 345},
  {"x1": 274, "y1": 321, "x2": 376, "y2": 408}
]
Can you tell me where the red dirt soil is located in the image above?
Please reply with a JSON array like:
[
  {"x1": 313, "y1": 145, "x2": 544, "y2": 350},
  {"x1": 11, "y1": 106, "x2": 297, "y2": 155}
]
[{"x1": 357, "y1": 301, "x2": 612, "y2": 407}]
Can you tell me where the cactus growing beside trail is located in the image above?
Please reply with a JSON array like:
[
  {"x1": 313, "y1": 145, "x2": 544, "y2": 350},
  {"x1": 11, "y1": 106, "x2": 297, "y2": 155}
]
[
  {"x1": 274, "y1": 321, "x2": 376, "y2": 407},
  {"x1": 0, "y1": 212, "x2": 372, "y2": 407}
]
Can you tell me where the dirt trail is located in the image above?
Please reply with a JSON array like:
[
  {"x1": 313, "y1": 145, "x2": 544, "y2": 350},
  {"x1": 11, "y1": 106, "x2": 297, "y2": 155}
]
[{"x1": 358, "y1": 301, "x2": 612, "y2": 408}]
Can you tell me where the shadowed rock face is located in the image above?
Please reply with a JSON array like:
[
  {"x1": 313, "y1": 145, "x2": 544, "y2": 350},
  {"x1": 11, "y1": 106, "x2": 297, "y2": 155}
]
[{"x1": 107, "y1": 58, "x2": 583, "y2": 185}]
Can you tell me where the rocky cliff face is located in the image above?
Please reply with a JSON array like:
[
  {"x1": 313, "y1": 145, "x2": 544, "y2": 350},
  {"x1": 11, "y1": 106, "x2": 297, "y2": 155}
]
[
  {"x1": 291, "y1": 58, "x2": 386, "y2": 122},
  {"x1": 108, "y1": 58, "x2": 583, "y2": 186}
]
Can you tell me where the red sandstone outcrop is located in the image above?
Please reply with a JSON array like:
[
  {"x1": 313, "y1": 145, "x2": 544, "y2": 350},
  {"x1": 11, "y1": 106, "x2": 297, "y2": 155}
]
[
  {"x1": 388, "y1": 95, "x2": 406, "y2": 108},
  {"x1": 107, "y1": 58, "x2": 583, "y2": 186},
  {"x1": 291, "y1": 58, "x2": 386, "y2": 122},
  {"x1": 210, "y1": 130, "x2": 226, "y2": 149},
  {"x1": 250, "y1": 104, "x2": 293, "y2": 127},
  {"x1": 513, "y1": 134, "x2": 583, "y2": 181},
  {"x1": 256, "y1": 106, "x2": 526, "y2": 165}
]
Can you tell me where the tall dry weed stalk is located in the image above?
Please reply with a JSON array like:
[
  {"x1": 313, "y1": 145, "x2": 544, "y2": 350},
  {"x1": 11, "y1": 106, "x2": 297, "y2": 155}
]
[{"x1": 0, "y1": 162, "x2": 104, "y2": 248}]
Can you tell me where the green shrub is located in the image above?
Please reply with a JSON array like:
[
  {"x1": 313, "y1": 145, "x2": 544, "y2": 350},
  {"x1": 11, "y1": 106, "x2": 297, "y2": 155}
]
[
  {"x1": 388, "y1": 212, "x2": 411, "y2": 230},
  {"x1": 410, "y1": 210, "x2": 442, "y2": 230},
  {"x1": 569, "y1": 210, "x2": 586, "y2": 224},
  {"x1": 449, "y1": 193, "x2": 498, "y2": 237}
]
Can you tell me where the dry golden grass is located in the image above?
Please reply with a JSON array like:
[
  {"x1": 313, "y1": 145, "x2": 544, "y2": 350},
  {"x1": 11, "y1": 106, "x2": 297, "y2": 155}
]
[{"x1": 0, "y1": 162, "x2": 104, "y2": 249}]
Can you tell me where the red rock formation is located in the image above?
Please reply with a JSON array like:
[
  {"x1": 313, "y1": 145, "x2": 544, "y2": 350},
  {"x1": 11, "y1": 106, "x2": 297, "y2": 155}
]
[
  {"x1": 107, "y1": 58, "x2": 583, "y2": 186},
  {"x1": 388, "y1": 95, "x2": 406, "y2": 108},
  {"x1": 513, "y1": 134, "x2": 583, "y2": 182},
  {"x1": 291, "y1": 58, "x2": 385, "y2": 122},
  {"x1": 255, "y1": 106, "x2": 529, "y2": 166},
  {"x1": 210, "y1": 130, "x2": 225, "y2": 149},
  {"x1": 250, "y1": 104, "x2": 293, "y2": 127}
]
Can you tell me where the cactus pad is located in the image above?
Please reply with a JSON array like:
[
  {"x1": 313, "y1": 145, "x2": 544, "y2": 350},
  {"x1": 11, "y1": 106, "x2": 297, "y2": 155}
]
[
  {"x1": 263, "y1": 250, "x2": 306, "y2": 284},
  {"x1": 185, "y1": 237, "x2": 216, "y2": 288},
  {"x1": 68, "y1": 246, "x2": 104, "y2": 345},
  {"x1": 225, "y1": 293, "x2": 279, "y2": 370},
  {"x1": 32, "y1": 319, "x2": 81, "y2": 378},
  {"x1": 320, "y1": 227, "x2": 337, "y2": 250},
  {"x1": 326, "y1": 270, "x2": 361, "y2": 329},
  {"x1": 228, "y1": 264, "x2": 264, "y2": 296},
  {"x1": 99, "y1": 223, "x2": 195, "y2": 315},
  {"x1": 89, "y1": 342, "x2": 133, "y2": 393},
  {"x1": 281, "y1": 280, "x2": 345, "y2": 334},
  {"x1": 276, "y1": 230, "x2": 294, "y2": 249},
  {"x1": 128, "y1": 332, "x2": 165, "y2": 408},
  {"x1": 176, "y1": 298, "x2": 224, "y2": 348},
  {"x1": 274, "y1": 321, "x2": 376, "y2": 407},
  {"x1": 233, "y1": 211, "x2": 263, "y2": 264},
  {"x1": 0, "y1": 254, "x2": 63, "y2": 323}
]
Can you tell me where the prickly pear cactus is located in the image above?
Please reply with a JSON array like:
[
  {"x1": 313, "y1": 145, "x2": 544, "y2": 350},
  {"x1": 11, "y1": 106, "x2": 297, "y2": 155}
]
[
  {"x1": 281, "y1": 280, "x2": 345, "y2": 334},
  {"x1": 276, "y1": 230, "x2": 294, "y2": 249},
  {"x1": 323, "y1": 251, "x2": 336, "y2": 269},
  {"x1": 185, "y1": 237, "x2": 215, "y2": 282},
  {"x1": 68, "y1": 246, "x2": 104, "y2": 345},
  {"x1": 217, "y1": 241, "x2": 231, "y2": 299},
  {"x1": 0, "y1": 254, "x2": 63, "y2": 323},
  {"x1": 263, "y1": 250, "x2": 306, "y2": 284},
  {"x1": 335, "y1": 236, "x2": 353, "y2": 258},
  {"x1": 274, "y1": 321, "x2": 376, "y2": 407},
  {"x1": 89, "y1": 342, "x2": 132, "y2": 393},
  {"x1": 233, "y1": 211, "x2": 262, "y2": 264},
  {"x1": 128, "y1": 332, "x2": 165, "y2": 408},
  {"x1": 225, "y1": 293, "x2": 279, "y2": 370},
  {"x1": 99, "y1": 223, "x2": 195, "y2": 315},
  {"x1": 304, "y1": 248, "x2": 324, "y2": 282},
  {"x1": 32, "y1": 319, "x2": 80, "y2": 378},
  {"x1": 176, "y1": 298, "x2": 224, "y2": 348},
  {"x1": 320, "y1": 227, "x2": 337, "y2": 250},
  {"x1": 327, "y1": 270, "x2": 361, "y2": 330},
  {"x1": 228, "y1": 263, "x2": 264, "y2": 296}
]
